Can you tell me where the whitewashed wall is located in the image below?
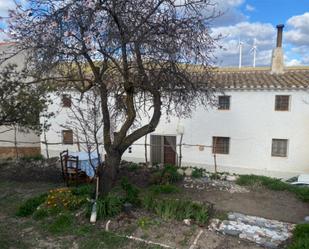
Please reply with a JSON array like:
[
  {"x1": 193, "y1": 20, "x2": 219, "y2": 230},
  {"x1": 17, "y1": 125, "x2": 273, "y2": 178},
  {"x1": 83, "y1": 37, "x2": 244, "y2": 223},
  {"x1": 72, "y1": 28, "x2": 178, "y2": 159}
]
[
  {"x1": 0, "y1": 126, "x2": 40, "y2": 147},
  {"x1": 122, "y1": 90, "x2": 309, "y2": 178},
  {"x1": 40, "y1": 92, "x2": 104, "y2": 158},
  {"x1": 43, "y1": 89, "x2": 309, "y2": 178}
]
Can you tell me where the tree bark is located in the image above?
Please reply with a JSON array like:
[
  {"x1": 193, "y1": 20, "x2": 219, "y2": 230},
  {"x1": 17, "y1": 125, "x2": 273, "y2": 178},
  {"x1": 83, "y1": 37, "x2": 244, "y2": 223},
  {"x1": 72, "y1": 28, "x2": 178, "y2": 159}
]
[{"x1": 98, "y1": 150, "x2": 121, "y2": 197}]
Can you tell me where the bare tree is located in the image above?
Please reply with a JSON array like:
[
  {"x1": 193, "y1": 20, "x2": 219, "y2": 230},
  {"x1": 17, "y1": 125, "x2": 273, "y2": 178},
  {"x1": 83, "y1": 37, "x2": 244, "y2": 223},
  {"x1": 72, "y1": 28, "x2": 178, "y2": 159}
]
[
  {"x1": 7, "y1": 0, "x2": 219, "y2": 196},
  {"x1": 62, "y1": 89, "x2": 103, "y2": 170}
]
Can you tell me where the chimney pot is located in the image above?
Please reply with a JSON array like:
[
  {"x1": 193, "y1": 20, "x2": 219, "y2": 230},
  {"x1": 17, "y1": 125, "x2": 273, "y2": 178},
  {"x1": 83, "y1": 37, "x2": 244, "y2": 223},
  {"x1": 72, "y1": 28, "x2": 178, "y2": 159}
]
[{"x1": 276, "y1": 24, "x2": 284, "y2": 48}]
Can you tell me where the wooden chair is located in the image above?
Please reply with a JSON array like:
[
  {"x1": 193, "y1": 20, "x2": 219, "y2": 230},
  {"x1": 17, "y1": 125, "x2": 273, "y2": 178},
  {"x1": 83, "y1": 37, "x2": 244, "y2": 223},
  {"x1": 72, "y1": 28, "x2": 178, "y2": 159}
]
[{"x1": 60, "y1": 150, "x2": 86, "y2": 186}]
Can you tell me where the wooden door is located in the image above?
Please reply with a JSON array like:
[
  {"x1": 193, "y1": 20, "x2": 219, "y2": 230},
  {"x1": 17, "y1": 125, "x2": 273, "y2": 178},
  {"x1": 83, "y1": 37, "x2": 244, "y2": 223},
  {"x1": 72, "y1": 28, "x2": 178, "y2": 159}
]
[{"x1": 164, "y1": 136, "x2": 176, "y2": 165}]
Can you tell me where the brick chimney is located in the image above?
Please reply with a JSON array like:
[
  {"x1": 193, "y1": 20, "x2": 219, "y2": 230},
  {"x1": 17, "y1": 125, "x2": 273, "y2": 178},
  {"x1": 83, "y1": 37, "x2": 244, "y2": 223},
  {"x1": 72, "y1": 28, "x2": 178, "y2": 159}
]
[{"x1": 271, "y1": 24, "x2": 285, "y2": 74}]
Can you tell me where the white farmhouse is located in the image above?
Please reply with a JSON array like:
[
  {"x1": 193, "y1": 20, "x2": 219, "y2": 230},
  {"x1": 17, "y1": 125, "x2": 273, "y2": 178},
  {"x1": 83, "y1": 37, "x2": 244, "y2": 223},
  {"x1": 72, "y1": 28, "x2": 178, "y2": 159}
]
[{"x1": 42, "y1": 25, "x2": 309, "y2": 178}]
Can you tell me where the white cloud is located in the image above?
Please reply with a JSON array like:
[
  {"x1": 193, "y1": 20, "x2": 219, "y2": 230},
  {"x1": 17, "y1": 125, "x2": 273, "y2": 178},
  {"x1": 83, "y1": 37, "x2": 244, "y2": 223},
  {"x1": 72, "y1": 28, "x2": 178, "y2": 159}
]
[
  {"x1": 286, "y1": 59, "x2": 302, "y2": 67},
  {"x1": 0, "y1": 0, "x2": 15, "y2": 17},
  {"x1": 285, "y1": 12, "x2": 309, "y2": 47},
  {"x1": 212, "y1": 22, "x2": 276, "y2": 66},
  {"x1": 245, "y1": 4, "x2": 255, "y2": 12}
]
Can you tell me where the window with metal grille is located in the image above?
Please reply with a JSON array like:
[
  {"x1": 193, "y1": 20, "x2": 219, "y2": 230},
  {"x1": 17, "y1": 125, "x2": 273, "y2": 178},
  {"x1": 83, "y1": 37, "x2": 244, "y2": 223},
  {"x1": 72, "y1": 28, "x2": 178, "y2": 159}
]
[
  {"x1": 62, "y1": 130, "x2": 73, "y2": 144},
  {"x1": 62, "y1": 94, "x2": 72, "y2": 108},
  {"x1": 212, "y1": 137, "x2": 230, "y2": 154},
  {"x1": 218, "y1": 96, "x2": 230, "y2": 110},
  {"x1": 272, "y1": 139, "x2": 288, "y2": 157},
  {"x1": 275, "y1": 95, "x2": 290, "y2": 111}
]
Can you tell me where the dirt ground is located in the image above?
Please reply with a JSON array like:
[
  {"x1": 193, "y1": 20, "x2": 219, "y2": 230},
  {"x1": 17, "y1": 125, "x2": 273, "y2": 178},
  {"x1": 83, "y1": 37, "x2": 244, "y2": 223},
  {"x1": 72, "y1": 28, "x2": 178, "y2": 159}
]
[
  {"x1": 177, "y1": 187, "x2": 309, "y2": 223},
  {"x1": 107, "y1": 210, "x2": 261, "y2": 249},
  {"x1": 0, "y1": 160, "x2": 308, "y2": 249}
]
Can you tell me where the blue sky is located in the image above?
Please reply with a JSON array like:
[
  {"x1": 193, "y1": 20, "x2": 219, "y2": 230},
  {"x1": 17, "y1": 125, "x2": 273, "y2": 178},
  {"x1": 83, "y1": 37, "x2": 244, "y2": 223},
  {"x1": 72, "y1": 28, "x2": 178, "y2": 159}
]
[{"x1": 0, "y1": 0, "x2": 308, "y2": 67}]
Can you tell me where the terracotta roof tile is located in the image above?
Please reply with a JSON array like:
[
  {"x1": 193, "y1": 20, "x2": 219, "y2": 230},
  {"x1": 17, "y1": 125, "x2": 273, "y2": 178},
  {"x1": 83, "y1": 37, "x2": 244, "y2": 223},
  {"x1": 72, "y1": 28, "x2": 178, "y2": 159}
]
[{"x1": 208, "y1": 67, "x2": 309, "y2": 90}]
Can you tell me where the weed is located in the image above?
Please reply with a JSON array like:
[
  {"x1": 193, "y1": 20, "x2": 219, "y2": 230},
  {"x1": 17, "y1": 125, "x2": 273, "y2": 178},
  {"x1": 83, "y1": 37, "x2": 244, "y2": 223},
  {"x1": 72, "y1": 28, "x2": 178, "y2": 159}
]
[
  {"x1": 149, "y1": 184, "x2": 180, "y2": 194},
  {"x1": 137, "y1": 216, "x2": 158, "y2": 230},
  {"x1": 16, "y1": 193, "x2": 47, "y2": 217},
  {"x1": 236, "y1": 175, "x2": 309, "y2": 202}
]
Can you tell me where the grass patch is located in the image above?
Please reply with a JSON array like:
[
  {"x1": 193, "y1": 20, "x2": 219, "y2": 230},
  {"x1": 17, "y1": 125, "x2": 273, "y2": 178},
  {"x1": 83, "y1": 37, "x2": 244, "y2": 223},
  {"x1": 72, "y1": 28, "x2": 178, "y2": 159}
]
[
  {"x1": 236, "y1": 174, "x2": 309, "y2": 202},
  {"x1": 16, "y1": 193, "x2": 47, "y2": 217},
  {"x1": 288, "y1": 224, "x2": 309, "y2": 249},
  {"x1": 32, "y1": 208, "x2": 49, "y2": 220},
  {"x1": 47, "y1": 213, "x2": 74, "y2": 235},
  {"x1": 149, "y1": 184, "x2": 180, "y2": 194},
  {"x1": 142, "y1": 195, "x2": 209, "y2": 225}
]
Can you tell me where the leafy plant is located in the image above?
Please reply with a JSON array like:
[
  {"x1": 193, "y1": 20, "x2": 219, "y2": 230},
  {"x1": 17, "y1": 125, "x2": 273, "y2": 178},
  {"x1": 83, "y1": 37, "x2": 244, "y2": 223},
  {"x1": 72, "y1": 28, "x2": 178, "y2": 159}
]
[
  {"x1": 71, "y1": 184, "x2": 94, "y2": 197},
  {"x1": 45, "y1": 188, "x2": 87, "y2": 211},
  {"x1": 142, "y1": 195, "x2": 209, "y2": 225},
  {"x1": 149, "y1": 184, "x2": 180, "y2": 194},
  {"x1": 16, "y1": 193, "x2": 47, "y2": 217},
  {"x1": 191, "y1": 168, "x2": 204, "y2": 178},
  {"x1": 94, "y1": 195, "x2": 123, "y2": 220},
  {"x1": 150, "y1": 165, "x2": 183, "y2": 185},
  {"x1": 127, "y1": 163, "x2": 140, "y2": 172},
  {"x1": 121, "y1": 177, "x2": 141, "y2": 206}
]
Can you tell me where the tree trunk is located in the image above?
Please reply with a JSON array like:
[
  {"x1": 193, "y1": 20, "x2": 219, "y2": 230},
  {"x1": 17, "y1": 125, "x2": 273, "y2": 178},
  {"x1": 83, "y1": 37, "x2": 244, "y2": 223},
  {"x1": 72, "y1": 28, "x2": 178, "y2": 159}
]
[{"x1": 98, "y1": 151, "x2": 121, "y2": 197}]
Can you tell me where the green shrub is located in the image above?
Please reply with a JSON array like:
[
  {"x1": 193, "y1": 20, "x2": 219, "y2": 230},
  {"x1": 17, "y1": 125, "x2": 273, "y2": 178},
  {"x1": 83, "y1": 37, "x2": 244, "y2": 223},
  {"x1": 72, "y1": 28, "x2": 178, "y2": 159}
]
[
  {"x1": 288, "y1": 224, "x2": 309, "y2": 249},
  {"x1": 16, "y1": 193, "x2": 47, "y2": 217},
  {"x1": 121, "y1": 177, "x2": 141, "y2": 206},
  {"x1": 47, "y1": 213, "x2": 74, "y2": 234},
  {"x1": 162, "y1": 164, "x2": 183, "y2": 184},
  {"x1": 236, "y1": 175, "x2": 309, "y2": 202},
  {"x1": 21, "y1": 154, "x2": 44, "y2": 161},
  {"x1": 191, "y1": 168, "x2": 204, "y2": 178},
  {"x1": 149, "y1": 184, "x2": 180, "y2": 194},
  {"x1": 127, "y1": 163, "x2": 140, "y2": 172},
  {"x1": 142, "y1": 195, "x2": 208, "y2": 225},
  {"x1": 94, "y1": 195, "x2": 123, "y2": 220},
  {"x1": 150, "y1": 165, "x2": 183, "y2": 185},
  {"x1": 32, "y1": 208, "x2": 49, "y2": 220}
]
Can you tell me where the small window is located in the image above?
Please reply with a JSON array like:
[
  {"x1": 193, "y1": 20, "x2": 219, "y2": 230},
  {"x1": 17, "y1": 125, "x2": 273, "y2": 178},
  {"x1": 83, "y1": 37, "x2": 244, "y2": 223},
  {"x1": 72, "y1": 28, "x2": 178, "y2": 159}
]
[
  {"x1": 275, "y1": 95, "x2": 290, "y2": 111},
  {"x1": 218, "y1": 96, "x2": 230, "y2": 110},
  {"x1": 62, "y1": 94, "x2": 72, "y2": 108},
  {"x1": 272, "y1": 139, "x2": 288, "y2": 157},
  {"x1": 62, "y1": 130, "x2": 73, "y2": 144},
  {"x1": 213, "y1": 137, "x2": 230, "y2": 154}
]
